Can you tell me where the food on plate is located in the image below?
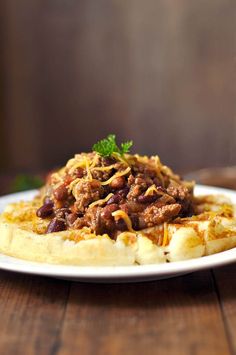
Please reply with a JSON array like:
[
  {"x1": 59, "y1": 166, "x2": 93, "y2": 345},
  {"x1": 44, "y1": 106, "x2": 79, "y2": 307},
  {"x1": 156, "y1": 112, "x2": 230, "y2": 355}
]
[{"x1": 0, "y1": 134, "x2": 236, "y2": 266}]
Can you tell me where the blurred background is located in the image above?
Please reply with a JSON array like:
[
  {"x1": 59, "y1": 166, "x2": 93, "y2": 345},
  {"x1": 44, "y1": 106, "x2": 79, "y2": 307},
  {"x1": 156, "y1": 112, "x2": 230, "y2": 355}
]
[{"x1": 0, "y1": 0, "x2": 236, "y2": 190}]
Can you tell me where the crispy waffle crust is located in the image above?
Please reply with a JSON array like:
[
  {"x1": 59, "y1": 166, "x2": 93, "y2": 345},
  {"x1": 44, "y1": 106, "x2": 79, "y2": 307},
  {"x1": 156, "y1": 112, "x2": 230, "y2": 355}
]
[{"x1": 0, "y1": 195, "x2": 236, "y2": 266}]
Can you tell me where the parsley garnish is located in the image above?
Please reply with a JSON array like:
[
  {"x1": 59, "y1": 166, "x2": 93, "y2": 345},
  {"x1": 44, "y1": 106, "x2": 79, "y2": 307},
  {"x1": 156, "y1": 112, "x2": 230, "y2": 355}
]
[{"x1": 92, "y1": 134, "x2": 133, "y2": 157}]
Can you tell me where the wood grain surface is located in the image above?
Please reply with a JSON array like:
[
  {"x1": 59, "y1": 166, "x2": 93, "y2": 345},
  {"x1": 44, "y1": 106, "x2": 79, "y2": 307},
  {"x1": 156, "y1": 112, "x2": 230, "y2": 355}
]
[{"x1": 0, "y1": 270, "x2": 234, "y2": 355}]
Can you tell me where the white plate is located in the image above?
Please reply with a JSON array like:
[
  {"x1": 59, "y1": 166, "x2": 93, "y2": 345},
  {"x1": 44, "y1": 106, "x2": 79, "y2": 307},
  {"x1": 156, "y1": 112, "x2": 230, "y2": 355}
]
[{"x1": 0, "y1": 185, "x2": 236, "y2": 283}]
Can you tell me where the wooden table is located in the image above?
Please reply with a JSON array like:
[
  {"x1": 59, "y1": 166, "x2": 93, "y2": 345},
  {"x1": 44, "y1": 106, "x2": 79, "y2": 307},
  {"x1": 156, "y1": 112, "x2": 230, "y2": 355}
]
[{"x1": 1, "y1": 171, "x2": 236, "y2": 355}]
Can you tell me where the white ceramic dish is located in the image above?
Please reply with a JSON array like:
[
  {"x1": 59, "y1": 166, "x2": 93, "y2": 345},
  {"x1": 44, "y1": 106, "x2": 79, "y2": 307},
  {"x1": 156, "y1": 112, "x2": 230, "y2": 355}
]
[{"x1": 0, "y1": 185, "x2": 235, "y2": 283}]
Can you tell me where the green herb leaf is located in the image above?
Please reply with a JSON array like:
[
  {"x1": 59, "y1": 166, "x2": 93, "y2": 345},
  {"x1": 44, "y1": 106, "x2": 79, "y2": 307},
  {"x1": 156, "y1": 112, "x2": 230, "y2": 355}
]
[
  {"x1": 92, "y1": 134, "x2": 133, "y2": 157},
  {"x1": 120, "y1": 141, "x2": 133, "y2": 155},
  {"x1": 92, "y1": 134, "x2": 117, "y2": 157}
]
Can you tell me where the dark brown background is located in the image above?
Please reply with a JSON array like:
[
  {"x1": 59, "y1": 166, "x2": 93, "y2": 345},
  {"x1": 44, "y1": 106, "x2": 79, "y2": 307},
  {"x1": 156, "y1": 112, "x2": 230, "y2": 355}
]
[{"x1": 1, "y1": 0, "x2": 236, "y2": 174}]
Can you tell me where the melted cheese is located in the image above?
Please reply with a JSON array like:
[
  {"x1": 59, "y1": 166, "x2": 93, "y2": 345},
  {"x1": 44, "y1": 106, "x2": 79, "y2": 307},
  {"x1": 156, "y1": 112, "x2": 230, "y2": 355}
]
[
  {"x1": 85, "y1": 157, "x2": 93, "y2": 181},
  {"x1": 66, "y1": 158, "x2": 87, "y2": 175},
  {"x1": 144, "y1": 184, "x2": 164, "y2": 196},
  {"x1": 68, "y1": 178, "x2": 82, "y2": 193},
  {"x1": 162, "y1": 222, "x2": 169, "y2": 246},
  {"x1": 89, "y1": 193, "x2": 114, "y2": 208},
  {"x1": 112, "y1": 210, "x2": 135, "y2": 232},
  {"x1": 101, "y1": 167, "x2": 131, "y2": 186},
  {"x1": 91, "y1": 164, "x2": 117, "y2": 172}
]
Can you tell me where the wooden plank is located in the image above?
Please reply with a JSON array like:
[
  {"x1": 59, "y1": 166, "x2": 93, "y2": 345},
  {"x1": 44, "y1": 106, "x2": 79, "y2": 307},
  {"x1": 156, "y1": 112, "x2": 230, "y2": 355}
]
[
  {"x1": 0, "y1": 271, "x2": 70, "y2": 355},
  {"x1": 57, "y1": 271, "x2": 230, "y2": 355},
  {"x1": 213, "y1": 264, "x2": 236, "y2": 354}
]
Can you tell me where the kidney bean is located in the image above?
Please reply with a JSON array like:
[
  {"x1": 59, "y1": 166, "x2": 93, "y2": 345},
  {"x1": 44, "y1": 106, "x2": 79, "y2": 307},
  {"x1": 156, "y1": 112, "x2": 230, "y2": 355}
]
[
  {"x1": 63, "y1": 175, "x2": 74, "y2": 185},
  {"x1": 36, "y1": 203, "x2": 54, "y2": 218},
  {"x1": 101, "y1": 204, "x2": 119, "y2": 219},
  {"x1": 115, "y1": 218, "x2": 127, "y2": 231},
  {"x1": 53, "y1": 184, "x2": 68, "y2": 201},
  {"x1": 110, "y1": 176, "x2": 126, "y2": 190},
  {"x1": 117, "y1": 186, "x2": 129, "y2": 197},
  {"x1": 137, "y1": 194, "x2": 158, "y2": 204},
  {"x1": 46, "y1": 218, "x2": 66, "y2": 233},
  {"x1": 130, "y1": 214, "x2": 139, "y2": 230},
  {"x1": 107, "y1": 193, "x2": 122, "y2": 205},
  {"x1": 102, "y1": 185, "x2": 111, "y2": 195},
  {"x1": 90, "y1": 180, "x2": 101, "y2": 189},
  {"x1": 75, "y1": 167, "x2": 84, "y2": 178},
  {"x1": 128, "y1": 175, "x2": 135, "y2": 186},
  {"x1": 138, "y1": 216, "x2": 147, "y2": 229}
]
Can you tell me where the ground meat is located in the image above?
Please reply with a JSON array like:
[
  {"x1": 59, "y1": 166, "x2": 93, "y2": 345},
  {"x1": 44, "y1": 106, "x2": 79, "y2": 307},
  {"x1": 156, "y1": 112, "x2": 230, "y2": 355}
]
[
  {"x1": 74, "y1": 180, "x2": 104, "y2": 213},
  {"x1": 40, "y1": 152, "x2": 195, "y2": 236},
  {"x1": 71, "y1": 216, "x2": 86, "y2": 230},
  {"x1": 127, "y1": 178, "x2": 146, "y2": 200},
  {"x1": 154, "y1": 194, "x2": 176, "y2": 207},
  {"x1": 121, "y1": 200, "x2": 146, "y2": 213},
  {"x1": 72, "y1": 206, "x2": 103, "y2": 233},
  {"x1": 79, "y1": 204, "x2": 122, "y2": 235},
  {"x1": 83, "y1": 206, "x2": 103, "y2": 233},
  {"x1": 167, "y1": 181, "x2": 190, "y2": 201},
  {"x1": 127, "y1": 173, "x2": 154, "y2": 200},
  {"x1": 127, "y1": 184, "x2": 143, "y2": 200},
  {"x1": 91, "y1": 160, "x2": 127, "y2": 182},
  {"x1": 142, "y1": 203, "x2": 182, "y2": 227},
  {"x1": 128, "y1": 174, "x2": 135, "y2": 186},
  {"x1": 135, "y1": 174, "x2": 153, "y2": 188},
  {"x1": 66, "y1": 212, "x2": 78, "y2": 226},
  {"x1": 91, "y1": 169, "x2": 112, "y2": 181}
]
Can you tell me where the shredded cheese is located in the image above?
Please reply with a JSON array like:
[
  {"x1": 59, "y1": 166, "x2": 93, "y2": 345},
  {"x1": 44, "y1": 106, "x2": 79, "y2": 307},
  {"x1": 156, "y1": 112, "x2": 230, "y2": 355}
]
[
  {"x1": 162, "y1": 222, "x2": 169, "y2": 246},
  {"x1": 85, "y1": 157, "x2": 93, "y2": 181},
  {"x1": 144, "y1": 184, "x2": 159, "y2": 196},
  {"x1": 90, "y1": 154, "x2": 99, "y2": 169},
  {"x1": 89, "y1": 193, "x2": 114, "y2": 208},
  {"x1": 66, "y1": 153, "x2": 98, "y2": 176},
  {"x1": 101, "y1": 167, "x2": 131, "y2": 186},
  {"x1": 68, "y1": 178, "x2": 82, "y2": 193},
  {"x1": 91, "y1": 164, "x2": 117, "y2": 172},
  {"x1": 112, "y1": 210, "x2": 135, "y2": 232},
  {"x1": 134, "y1": 154, "x2": 149, "y2": 164},
  {"x1": 112, "y1": 152, "x2": 129, "y2": 165},
  {"x1": 66, "y1": 158, "x2": 87, "y2": 175}
]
